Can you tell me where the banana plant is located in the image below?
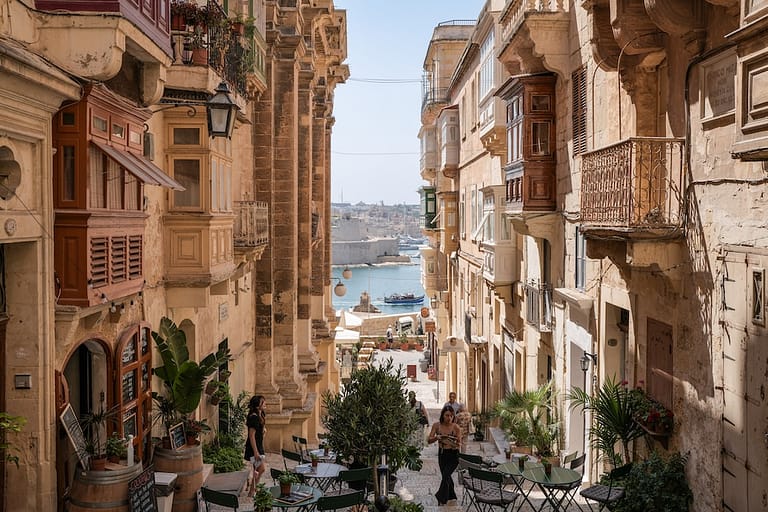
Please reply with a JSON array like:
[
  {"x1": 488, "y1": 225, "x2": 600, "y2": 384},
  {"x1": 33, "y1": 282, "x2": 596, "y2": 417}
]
[{"x1": 151, "y1": 317, "x2": 230, "y2": 427}]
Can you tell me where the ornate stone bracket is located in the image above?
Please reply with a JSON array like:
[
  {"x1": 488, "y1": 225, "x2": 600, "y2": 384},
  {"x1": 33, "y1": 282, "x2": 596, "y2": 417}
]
[{"x1": 498, "y1": 13, "x2": 570, "y2": 78}]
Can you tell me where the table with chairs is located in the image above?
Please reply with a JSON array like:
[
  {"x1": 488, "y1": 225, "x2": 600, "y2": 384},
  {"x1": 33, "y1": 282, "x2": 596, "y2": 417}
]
[
  {"x1": 292, "y1": 462, "x2": 348, "y2": 492},
  {"x1": 519, "y1": 465, "x2": 582, "y2": 512},
  {"x1": 269, "y1": 483, "x2": 324, "y2": 512}
]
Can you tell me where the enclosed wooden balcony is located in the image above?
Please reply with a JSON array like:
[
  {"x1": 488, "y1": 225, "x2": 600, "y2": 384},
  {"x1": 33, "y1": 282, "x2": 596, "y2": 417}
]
[
  {"x1": 580, "y1": 137, "x2": 685, "y2": 239},
  {"x1": 481, "y1": 242, "x2": 518, "y2": 288}
]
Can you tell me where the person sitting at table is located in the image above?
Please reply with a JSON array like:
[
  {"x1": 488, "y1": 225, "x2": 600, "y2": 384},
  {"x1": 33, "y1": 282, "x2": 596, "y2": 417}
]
[
  {"x1": 244, "y1": 395, "x2": 268, "y2": 493},
  {"x1": 427, "y1": 405, "x2": 463, "y2": 505}
]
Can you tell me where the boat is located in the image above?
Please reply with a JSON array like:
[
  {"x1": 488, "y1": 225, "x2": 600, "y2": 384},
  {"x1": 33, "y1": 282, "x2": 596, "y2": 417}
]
[{"x1": 384, "y1": 293, "x2": 425, "y2": 305}]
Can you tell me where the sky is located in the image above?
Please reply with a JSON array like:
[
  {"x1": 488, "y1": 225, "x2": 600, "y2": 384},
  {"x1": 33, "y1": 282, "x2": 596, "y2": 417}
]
[{"x1": 330, "y1": 1, "x2": 484, "y2": 206}]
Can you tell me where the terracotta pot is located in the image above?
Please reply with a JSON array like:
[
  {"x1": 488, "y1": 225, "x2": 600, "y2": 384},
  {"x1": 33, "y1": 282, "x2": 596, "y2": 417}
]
[
  {"x1": 191, "y1": 47, "x2": 208, "y2": 66},
  {"x1": 90, "y1": 455, "x2": 107, "y2": 471},
  {"x1": 280, "y1": 482, "x2": 291, "y2": 496},
  {"x1": 311, "y1": 459, "x2": 318, "y2": 469}
]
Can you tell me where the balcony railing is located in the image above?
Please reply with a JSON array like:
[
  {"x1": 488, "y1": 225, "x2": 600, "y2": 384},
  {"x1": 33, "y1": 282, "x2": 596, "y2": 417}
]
[
  {"x1": 422, "y1": 87, "x2": 450, "y2": 112},
  {"x1": 525, "y1": 281, "x2": 552, "y2": 332},
  {"x1": 234, "y1": 201, "x2": 269, "y2": 247},
  {"x1": 580, "y1": 137, "x2": 685, "y2": 231},
  {"x1": 501, "y1": 0, "x2": 566, "y2": 41}
]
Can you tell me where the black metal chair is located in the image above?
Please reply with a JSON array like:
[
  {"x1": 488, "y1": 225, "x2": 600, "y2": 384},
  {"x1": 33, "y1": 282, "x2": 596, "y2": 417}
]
[
  {"x1": 282, "y1": 448, "x2": 304, "y2": 470},
  {"x1": 292, "y1": 435, "x2": 311, "y2": 462},
  {"x1": 580, "y1": 463, "x2": 632, "y2": 511},
  {"x1": 315, "y1": 490, "x2": 365, "y2": 512},
  {"x1": 466, "y1": 466, "x2": 520, "y2": 512},
  {"x1": 549, "y1": 453, "x2": 587, "y2": 511},
  {"x1": 457, "y1": 458, "x2": 485, "y2": 511},
  {"x1": 325, "y1": 467, "x2": 374, "y2": 500},
  {"x1": 458, "y1": 452, "x2": 486, "y2": 466},
  {"x1": 201, "y1": 487, "x2": 251, "y2": 512}
]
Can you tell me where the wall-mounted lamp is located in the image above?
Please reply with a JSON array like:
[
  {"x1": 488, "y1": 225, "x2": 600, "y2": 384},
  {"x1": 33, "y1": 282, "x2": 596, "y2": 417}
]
[
  {"x1": 109, "y1": 302, "x2": 118, "y2": 314},
  {"x1": 100, "y1": 293, "x2": 108, "y2": 304},
  {"x1": 579, "y1": 352, "x2": 598, "y2": 372},
  {"x1": 342, "y1": 266, "x2": 353, "y2": 280},
  {"x1": 151, "y1": 82, "x2": 239, "y2": 139}
]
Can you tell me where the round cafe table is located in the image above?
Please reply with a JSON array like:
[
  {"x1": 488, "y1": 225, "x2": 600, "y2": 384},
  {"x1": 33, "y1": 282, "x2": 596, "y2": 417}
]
[
  {"x1": 293, "y1": 462, "x2": 347, "y2": 492},
  {"x1": 496, "y1": 459, "x2": 544, "y2": 510},
  {"x1": 521, "y1": 465, "x2": 582, "y2": 512},
  {"x1": 269, "y1": 484, "x2": 322, "y2": 512}
]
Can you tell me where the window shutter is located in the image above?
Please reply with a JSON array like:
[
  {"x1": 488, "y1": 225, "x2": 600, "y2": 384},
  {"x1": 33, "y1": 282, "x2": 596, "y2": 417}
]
[{"x1": 572, "y1": 66, "x2": 588, "y2": 156}]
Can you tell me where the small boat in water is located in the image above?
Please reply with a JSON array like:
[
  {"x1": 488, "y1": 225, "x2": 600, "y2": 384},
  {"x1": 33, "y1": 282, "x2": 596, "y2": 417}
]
[{"x1": 384, "y1": 293, "x2": 425, "y2": 305}]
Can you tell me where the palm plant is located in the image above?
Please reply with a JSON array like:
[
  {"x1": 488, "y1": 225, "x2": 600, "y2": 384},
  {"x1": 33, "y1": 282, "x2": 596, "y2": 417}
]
[
  {"x1": 493, "y1": 381, "x2": 559, "y2": 457},
  {"x1": 567, "y1": 377, "x2": 645, "y2": 466},
  {"x1": 151, "y1": 317, "x2": 230, "y2": 429}
]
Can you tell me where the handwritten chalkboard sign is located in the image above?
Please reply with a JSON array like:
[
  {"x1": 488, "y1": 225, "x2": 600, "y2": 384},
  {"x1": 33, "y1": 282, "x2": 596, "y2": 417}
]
[
  {"x1": 59, "y1": 404, "x2": 89, "y2": 470},
  {"x1": 169, "y1": 422, "x2": 186, "y2": 451},
  {"x1": 128, "y1": 465, "x2": 157, "y2": 512}
]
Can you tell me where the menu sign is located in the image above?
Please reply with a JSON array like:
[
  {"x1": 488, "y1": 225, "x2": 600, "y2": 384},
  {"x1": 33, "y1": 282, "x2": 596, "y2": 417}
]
[
  {"x1": 59, "y1": 404, "x2": 89, "y2": 470},
  {"x1": 128, "y1": 465, "x2": 157, "y2": 512}
]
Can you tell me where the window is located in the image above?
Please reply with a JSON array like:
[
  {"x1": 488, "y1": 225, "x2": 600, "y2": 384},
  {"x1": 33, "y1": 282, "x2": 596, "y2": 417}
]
[
  {"x1": 479, "y1": 30, "x2": 495, "y2": 101},
  {"x1": 572, "y1": 66, "x2": 588, "y2": 156},
  {"x1": 506, "y1": 96, "x2": 522, "y2": 163},
  {"x1": 173, "y1": 159, "x2": 201, "y2": 208},
  {"x1": 752, "y1": 268, "x2": 765, "y2": 325},
  {"x1": 531, "y1": 121, "x2": 551, "y2": 155},
  {"x1": 173, "y1": 127, "x2": 201, "y2": 145},
  {"x1": 459, "y1": 192, "x2": 465, "y2": 238},
  {"x1": 575, "y1": 227, "x2": 586, "y2": 290},
  {"x1": 62, "y1": 145, "x2": 76, "y2": 201}
]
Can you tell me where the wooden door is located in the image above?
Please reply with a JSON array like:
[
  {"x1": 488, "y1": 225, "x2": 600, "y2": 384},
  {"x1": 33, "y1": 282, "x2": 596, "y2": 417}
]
[{"x1": 721, "y1": 250, "x2": 768, "y2": 511}]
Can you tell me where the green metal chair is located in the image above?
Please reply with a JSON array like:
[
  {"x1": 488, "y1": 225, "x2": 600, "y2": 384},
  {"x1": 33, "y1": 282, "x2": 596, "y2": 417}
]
[
  {"x1": 325, "y1": 467, "x2": 373, "y2": 500},
  {"x1": 466, "y1": 466, "x2": 520, "y2": 512},
  {"x1": 292, "y1": 435, "x2": 311, "y2": 462},
  {"x1": 282, "y1": 448, "x2": 304, "y2": 469},
  {"x1": 315, "y1": 490, "x2": 365, "y2": 512},
  {"x1": 201, "y1": 487, "x2": 248, "y2": 512},
  {"x1": 580, "y1": 463, "x2": 632, "y2": 511}
]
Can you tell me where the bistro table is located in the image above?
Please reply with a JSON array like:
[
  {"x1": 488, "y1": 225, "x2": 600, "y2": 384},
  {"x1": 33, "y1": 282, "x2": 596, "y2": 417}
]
[
  {"x1": 492, "y1": 452, "x2": 538, "y2": 465},
  {"x1": 496, "y1": 459, "x2": 544, "y2": 511},
  {"x1": 309, "y1": 448, "x2": 337, "y2": 463},
  {"x1": 521, "y1": 466, "x2": 582, "y2": 512},
  {"x1": 293, "y1": 462, "x2": 347, "y2": 492},
  {"x1": 270, "y1": 484, "x2": 322, "y2": 512}
]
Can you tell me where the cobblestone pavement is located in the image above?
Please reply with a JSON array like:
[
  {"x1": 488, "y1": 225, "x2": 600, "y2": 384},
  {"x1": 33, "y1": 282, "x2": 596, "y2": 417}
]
[{"x1": 265, "y1": 348, "x2": 588, "y2": 512}]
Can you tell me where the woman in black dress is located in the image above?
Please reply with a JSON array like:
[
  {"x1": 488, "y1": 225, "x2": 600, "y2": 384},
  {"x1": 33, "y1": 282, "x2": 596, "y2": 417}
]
[
  {"x1": 427, "y1": 405, "x2": 463, "y2": 505},
  {"x1": 244, "y1": 395, "x2": 267, "y2": 491}
]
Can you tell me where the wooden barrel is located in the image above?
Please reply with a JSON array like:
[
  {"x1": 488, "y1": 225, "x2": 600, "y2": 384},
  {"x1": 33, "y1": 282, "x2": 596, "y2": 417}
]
[
  {"x1": 68, "y1": 462, "x2": 142, "y2": 512},
  {"x1": 154, "y1": 444, "x2": 203, "y2": 512}
]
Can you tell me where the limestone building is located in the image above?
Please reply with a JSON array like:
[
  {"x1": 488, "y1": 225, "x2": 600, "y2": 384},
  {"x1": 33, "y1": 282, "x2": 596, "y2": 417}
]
[
  {"x1": 0, "y1": 0, "x2": 346, "y2": 510},
  {"x1": 420, "y1": 1, "x2": 768, "y2": 509}
]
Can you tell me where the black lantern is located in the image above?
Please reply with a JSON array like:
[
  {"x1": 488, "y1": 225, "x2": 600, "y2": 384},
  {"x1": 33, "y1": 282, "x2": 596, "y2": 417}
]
[
  {"x1": 206, "y1": 82, "x2": 239, "y2": 138},
  {"x1": 181, "y1": 37, "x2": 193, "y2": 66},
  {"x1": 580, "y1": 352, "x2": 598, "y2": 372}
]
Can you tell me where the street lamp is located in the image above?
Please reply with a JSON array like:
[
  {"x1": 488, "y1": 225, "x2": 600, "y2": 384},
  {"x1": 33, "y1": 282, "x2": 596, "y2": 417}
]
[
  {"x1": 206, "y1": 82, "x2": 239, "y2": 138},
  {"x1": 342, "y1": 266, "x2": 352, "y2": 280},
  {"x1": 580, "y1": 352, "x2": 597, "y2": 372},
  {"x1": 331, "y1": 278, "x2": 347, "y2": 297}
]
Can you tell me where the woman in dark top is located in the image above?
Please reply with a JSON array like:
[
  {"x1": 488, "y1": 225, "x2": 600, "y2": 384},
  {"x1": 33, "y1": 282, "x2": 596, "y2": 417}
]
[
  {"x1": 244, "y1": 395, "x2": 267, "y2": 490},
  {"x1": 427, "y1": 405, "x2": 463, "y2": 505}
]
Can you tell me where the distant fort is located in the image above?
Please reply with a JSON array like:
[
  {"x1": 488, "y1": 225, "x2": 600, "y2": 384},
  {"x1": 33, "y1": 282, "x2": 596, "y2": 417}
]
[{"x1": 331, "y1": 216, "x2": 406, "y2": 265}]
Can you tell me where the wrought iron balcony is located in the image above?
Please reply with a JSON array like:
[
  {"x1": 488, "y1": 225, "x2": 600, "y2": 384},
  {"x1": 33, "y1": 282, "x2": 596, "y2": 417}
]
[
  {"x1": 422, "y1": 87, "x2": 450, "y2": 113},
  {"x1": 580, "y1": 137, "x2": 685, "y2": 238},
  {"x1": 525, "y1": 281, "x2": 553, "y2": 332},
  {"x1": 233, "y1": 201, "x2": 269, "y2": 248}
]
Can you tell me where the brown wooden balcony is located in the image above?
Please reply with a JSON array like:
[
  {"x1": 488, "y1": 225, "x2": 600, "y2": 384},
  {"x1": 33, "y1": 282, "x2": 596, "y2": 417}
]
[
  {"x1": 233, "y1": 201, "x2": 269, "y2": 248},
  {"x1": 580, "y1": 137, "x2": 685, "y2": 239}
]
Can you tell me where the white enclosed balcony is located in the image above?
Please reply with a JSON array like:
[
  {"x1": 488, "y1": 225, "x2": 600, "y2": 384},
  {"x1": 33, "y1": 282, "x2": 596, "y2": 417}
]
[
  {"x1": 439, "y1": 107, "x2": 460, "y2": 178},
  {"x1": 420, "y1": 125, "x2": 437, "y2": 181}
]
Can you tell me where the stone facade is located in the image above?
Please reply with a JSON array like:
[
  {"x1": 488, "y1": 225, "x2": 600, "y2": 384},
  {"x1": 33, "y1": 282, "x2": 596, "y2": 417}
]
[
  {"x1": 0, "y1": 0, "x2": 346, "y2": 510},
  {"x1": 420, "y1": 1, "x2": 768, "y2": 510}
]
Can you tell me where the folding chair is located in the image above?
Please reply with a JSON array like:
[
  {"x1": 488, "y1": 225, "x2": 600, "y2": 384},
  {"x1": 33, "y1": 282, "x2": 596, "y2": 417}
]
[
  {"x1": 282, "y1": 448, "x2": 304, "y2": 470},
  {"x1": 292, "y1": 435, "x2": 311, "y2": 462},
  {"x1": 466, "y1": 467, "x2": 520, "y2": 512},
  {"x1": 315, "y1": 490, "x2": 365, "y2": 512},
  {"x1": 457, "y1": 458, "x2": 484, "y2": 511},
  {"x1": 580, "y1": 463, "x2": 632, "y2": 511},
  {"x1": 200, "y1": 487, "x2": 240, "y2": 512},
  {"x1": 325, "y1": 467, "x2": 373, "y2": 500},
  {"x1": 562, "y1": 451, "x2": 578, "y2": 466},
  {"x1": 549, "y1": 453, "x2": 587, "y2": 511},
  {"x1": 458, "y1": 452, "x2": 486, "y2": 466}
]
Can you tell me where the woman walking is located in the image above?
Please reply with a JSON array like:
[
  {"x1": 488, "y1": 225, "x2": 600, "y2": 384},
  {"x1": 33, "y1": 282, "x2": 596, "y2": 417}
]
[
  {"x1": 427, "y1": 405, "x2": 463, "y2": 505},
  {"x1": 244, "y1": 395, "x2": 267, "y2": 492}
]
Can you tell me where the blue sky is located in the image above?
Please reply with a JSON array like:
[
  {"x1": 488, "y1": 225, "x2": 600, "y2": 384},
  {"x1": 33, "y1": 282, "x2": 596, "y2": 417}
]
[{"x1": 331, "y1": 1, "x2": 483, "y2": 206}]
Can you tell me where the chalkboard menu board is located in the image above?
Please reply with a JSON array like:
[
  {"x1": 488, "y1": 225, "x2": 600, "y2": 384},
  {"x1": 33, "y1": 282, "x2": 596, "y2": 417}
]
[
  {"x1": 169, "y1": 422, "x2": 186, "y2": 451},
  {"x1": 128, "y1": 465, "x2": 157, "y2": 512},
  {"x1": 59, "y1": 404, "x2": 89, "y2": 470}
]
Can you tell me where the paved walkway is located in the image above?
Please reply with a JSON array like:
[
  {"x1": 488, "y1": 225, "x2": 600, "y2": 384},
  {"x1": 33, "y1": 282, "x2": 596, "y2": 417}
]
[{"x1": 264, "y1": 348, "x2": 588, "y2": 511}]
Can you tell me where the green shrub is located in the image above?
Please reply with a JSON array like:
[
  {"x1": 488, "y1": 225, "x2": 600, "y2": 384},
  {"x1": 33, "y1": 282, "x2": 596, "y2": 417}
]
[
  {"x1": 202, "y1": 444, "x2": 245, "y2": 473},
  {"x1": 613, "y1": 451, "x2": 692, "y2": 512}
]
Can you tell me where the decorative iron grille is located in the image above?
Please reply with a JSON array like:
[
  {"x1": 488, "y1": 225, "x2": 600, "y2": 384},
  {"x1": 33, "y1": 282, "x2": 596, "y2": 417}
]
[{"x1": 233, "y1": 201, "x2": 269, "y2": 247}]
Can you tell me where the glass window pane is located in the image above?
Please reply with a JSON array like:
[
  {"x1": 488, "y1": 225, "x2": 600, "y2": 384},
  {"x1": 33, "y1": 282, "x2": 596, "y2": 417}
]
[
  {"x1": 173, "y1": 127, "x2": 201, "y2": 145},
  {"x1": 173, "y1": 159, "x2": 201, "y2": 208},
  {"x1": 531, "y1": 122, "x2": 550, "y2": 155},
  {"x1": 62, "y1": 146, "x2": 76, "y2": 201}
]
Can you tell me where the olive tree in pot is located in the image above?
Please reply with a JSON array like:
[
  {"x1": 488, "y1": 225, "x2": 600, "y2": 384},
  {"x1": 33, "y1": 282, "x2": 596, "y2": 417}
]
[{"x1": 321, "y1": 358, "x2": 423, "y2": 499}]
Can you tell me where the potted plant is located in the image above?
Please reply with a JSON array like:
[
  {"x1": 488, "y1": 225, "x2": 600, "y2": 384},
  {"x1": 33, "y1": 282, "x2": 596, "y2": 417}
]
[
  {"x1": 493, "y1": 381, "x2": 559, "y2": 458},
  {"x1": 80, "y1": 402, "x2": 120, "y2": 470},
  {"x1": 321, "y1": 358, "x2": 423, "y2": 500},
  {"x1": 568, "y1": 377, "x2": 646, "y2": 466},
  {"x1": 253, "y1": 482, "x2": 274, "y2": 512},
  {"x1": 210, "y1": 381, "x2": 230, "y2": 406},
  {"x1": 105, "y1": 433, "x2": 127, "y2": 463},
  {"x1": 310, "y1": 452, "x2": 319, "y2": 468},
  {"x1": 183, "y1": 417, "x2": 210, "y2": 445},
  {"x1": 152, "y1": 317, "x2": 230, "y2": 428},
  {"x1": 277, "y1": 471, "x2": 301, "y2": 496},
  {"x1": 170, "y1": 0, "x2": 198, "y2": 29}
]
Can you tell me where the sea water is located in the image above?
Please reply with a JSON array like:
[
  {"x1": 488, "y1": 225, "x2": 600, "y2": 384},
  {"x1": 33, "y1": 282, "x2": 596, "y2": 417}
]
[{"x1": 332, "y1": 255, "x2": 426, "y2": 316}]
